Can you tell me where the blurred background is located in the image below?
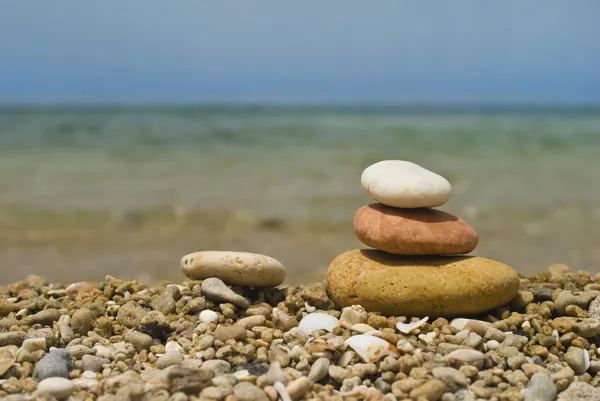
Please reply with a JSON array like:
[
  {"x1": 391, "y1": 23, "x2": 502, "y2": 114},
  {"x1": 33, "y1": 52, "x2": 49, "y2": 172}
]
[{"x1": 1, "y1": 1, "x2": 600, "y2": 285}]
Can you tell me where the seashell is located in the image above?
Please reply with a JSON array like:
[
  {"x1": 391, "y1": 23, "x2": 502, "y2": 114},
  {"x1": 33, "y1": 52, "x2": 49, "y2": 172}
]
[
  {"x1": 274, "y1": 381, "x2": 292, "y2": 401},
  {"x1": 20, "y1": 338, "x2": 47, "y2": 353},
  {"x1": 418, "y1": 332, "x2": 437, "y2": 344},
  {"x1": 344, "y1": 334, "x2": 400, "y2": 363},
  {"x1": 166, "y1": 284, "x2": 187, "y2": 292},
  {"x1": 363, "y1": 330, "x2": 383, "y2": 337},
  {"x1": 396, "y1": 316, "x2": 429, "y2": 334},
  {"x1": 584, "y1": 348, "x2": 590, "y2": 371},
  {"x1": 165, "y1": 341, "x2": 183, "y2": 353},
  {"x1": 304, "y1": 302, "x2": 316, "y2": 313},
  {"x1": 65, "y1": 281, "x2": 99, "y2": 297},
  {"x1": 15, "y1": 309, "x2": 28, "y2": 319},
  {"x1": 351, "y1": 323, "x2": 376, "y2": 334},
  {"x1": 199, "y1": 310, "x2": 218, "y2": 324},
  {"x1": 306, "y1": 343, "x2": 336, "y2": 353},
  {"x1": 298, "y1": 313, "x2": 339, "y2": 335}
]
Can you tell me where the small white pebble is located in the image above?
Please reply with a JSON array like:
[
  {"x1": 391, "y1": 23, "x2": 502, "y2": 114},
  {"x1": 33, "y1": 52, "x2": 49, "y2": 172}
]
[
  {"x1": 7, "y1": 297, "x2": 17, "y2": 303},
  {"x1": 304, "y1": 302, "x2": 316, "y2": 313},
  {"x1": 36, "y1": 377, "x2": 75, "y2": 400},
  {"x1": 233, "y1": 370, "x2": 250, "y2": 380},
  {"x1": 82, "y1": 371, "x2": 97, "y2": 379},
  {"x1": 456, "y1": 330, "x2": 470, "y2": 340},
  {"x1": 521, "y1": 321, "x2": 531, "y2": 329},
  {"x1": 199, "y1": 310, "x2": 218, "y2": 323},
  {"x1": 124, "y1": 291, "x2": 131, "y2": 298},
  {"x1": 165, "y1": 341, "x2": 183, "y2": 353},
  {"x1": 552, "y1": 329, "x2": 559, "y2": 341},
  {"x1": 485, "y1": 340, "x2": 500, "y2": 351}
]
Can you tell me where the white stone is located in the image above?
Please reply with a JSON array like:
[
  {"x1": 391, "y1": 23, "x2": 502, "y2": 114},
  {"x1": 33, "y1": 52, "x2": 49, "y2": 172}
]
[
  {"x1": 36, "y1": 377, "x2": 75, "y2": 400},
  {"x1": 298, "y1": 312, "x2": 339, "y2": 335},
  {"x1": 360, "y1": 160, "x2": 451, "y2": 208},
  {"x1": 199, "y1": 310, "x2": 219, "y2": 324},
  {"x1": 20, "y1": 338, "x2": 46, "y2": 353},
  {"x1": 181, "y1": 251, "x2": 286, "y2": 287}
]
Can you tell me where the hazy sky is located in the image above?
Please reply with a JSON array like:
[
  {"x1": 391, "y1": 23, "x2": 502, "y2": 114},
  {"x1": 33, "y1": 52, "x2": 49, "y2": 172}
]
[{"x1": 1, "y1": 1, "x2": 599, "y2": 105}]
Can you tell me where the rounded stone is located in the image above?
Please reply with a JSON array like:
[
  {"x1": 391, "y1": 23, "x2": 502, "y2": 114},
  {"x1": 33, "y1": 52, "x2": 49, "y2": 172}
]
[
  {"x1": 360, "y1": 160, "x2": 451, "y2": 208},
  {"x1": 180, "y1": 251, "x2": 285, "y2": 287},
  {"x1": 353, "y1": 203, "x2": 478, "y2": 255},
  {"x1": 36, "y1": 377, "x2": 75, "y2": 400},
  {"x1": 325, "y1": 249, "x2": 520, "y2": 316}
]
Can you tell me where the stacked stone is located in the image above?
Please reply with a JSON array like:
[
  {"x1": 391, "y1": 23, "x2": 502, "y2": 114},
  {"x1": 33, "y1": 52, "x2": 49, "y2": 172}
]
[{"x1": 325, "y1": 160, "x2": 521, "y2": 317}]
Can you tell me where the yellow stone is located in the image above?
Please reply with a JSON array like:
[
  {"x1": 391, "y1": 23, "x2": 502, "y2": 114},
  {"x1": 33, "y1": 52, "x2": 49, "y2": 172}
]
[{"x1": 325, "y1": 249, "x2": 520, "y2": 316}]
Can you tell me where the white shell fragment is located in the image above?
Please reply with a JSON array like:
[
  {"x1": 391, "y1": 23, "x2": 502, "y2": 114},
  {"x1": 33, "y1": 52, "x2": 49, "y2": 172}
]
[
  {"x1": 274, "y1": 381, "x2": 292, "y2": 401},
  {"x1": 396, "y1": 316, "x2": 429, "y2": 334},
  {"x1": 334, "y1": 385, "x2": 369, "y2": 396},
  {"x1": 199, "y1": 310, "x2": 219, "y2": 324},
  {"x1": 344, "y1": 335, "x2": 400, "y2": 363},
  {"x1": 305, "y1": 302, "x2": 316, "y2": 313},
  {"x1": 298, "y1": 313, "x2": 339, "y2": 335},
  {"x1": 584, "y1": 348, "x2": 591, "y2": 371}
]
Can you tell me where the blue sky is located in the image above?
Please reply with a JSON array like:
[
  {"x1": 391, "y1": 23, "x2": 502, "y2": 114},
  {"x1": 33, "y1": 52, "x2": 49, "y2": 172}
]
[{"x1": 1, "y1": 1, "x2": 599, "y2": 105}]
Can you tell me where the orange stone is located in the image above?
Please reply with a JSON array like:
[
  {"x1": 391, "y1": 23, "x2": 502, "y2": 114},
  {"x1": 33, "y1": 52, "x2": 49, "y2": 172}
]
[{"x1": 353, "y1": 203, "x2": 478, "y2": 255}]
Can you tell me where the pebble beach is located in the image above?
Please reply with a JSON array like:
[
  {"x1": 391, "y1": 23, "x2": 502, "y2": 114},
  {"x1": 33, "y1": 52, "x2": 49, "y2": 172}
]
[{"x1": 1, "y1": 160, "x2": 600, "y2": 400}]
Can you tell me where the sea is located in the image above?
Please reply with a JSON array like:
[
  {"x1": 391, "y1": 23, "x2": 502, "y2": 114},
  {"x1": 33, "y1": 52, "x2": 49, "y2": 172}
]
[{"x1": 1, "y1": 106, "x2": 600, "y2": 285}]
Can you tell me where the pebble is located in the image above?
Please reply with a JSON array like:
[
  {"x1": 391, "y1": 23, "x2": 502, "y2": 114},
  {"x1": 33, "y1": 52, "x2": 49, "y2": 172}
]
[
  {"x1": 360, "y1": 160, "x2": 452, "y2": 208},
  {"x1": 199, "y1": 309, "x2": 219, "y2": 323},
  {"x1": 32, "y1": 349, "x2": 74, "y2": 381},
  {"x1": 587, "y1": 295, "x2": 600, "y2": 318},
  {"x1": 301, "y1": 283, "x2": 334, "y2": 310},
  {"x1": 126, "y1": 331, "x2": 154, "y2": 352},
  {"x1": 432, "y1": 367, "x2": 468, "y2": 390},
  {"x1": 286, "y1": 377, "x2": 312, "y2": 401},
  {"x1": 554, "y1": 290, "x2": 600, "y2": 314},
  {"x1": 447, "y1": 349, "x2": 485, "y2": 369},
  {"x1": 81, "y1": 355, "x2": 109, "y2": 372},
  {"x1": 326, "y1": 249, "x2": 519, "y2": 316},
  {"x1": 340, "y1": 305, "x2": 368, "y2": 329},
  {"x1": 308, "y1": 358, "x2": 330, "y2": 382},
  {"x1": 36, "y1": 377, "x2": 75, "y2": 400},
  {"x1": 201, "y1": 277, "x2": 250, "y2": 308},
  {"x1": 236, "y1": 315, "x2": 266, "y2": 330},
  {"x1": 557, "y1": 381, "x2": 600, "y2": 400},
  {"x1": 353, "y1": 204, "x2": 478, "y2": 256},
  {"x1": 234, "y1": 382, "x2": 269, "y2": 401},
  {"x1": 214, "y1": 325, "x2": 248, "y2": 342},
  {"x1": 551, "y1": 317, "x2": 600, "y2": 337},
  {"x1": 409, "y1": 379, "x2": 445, "y2": 401},
  {"x1": 200, "y1": 359, "x2": 231, "y2": 376},
  {"x1": 522, "y1": 372, "x2": 556, "y2": 401},
  {"x1": 181, "y1": 251, "x2": 286, "y2": 287},
  {"x1": 155, "y1": 351, "x2": 184, "y2": 369},
  {"x1": 564, "y1": 346, "x2": 588, "y2": 375},
  {"x1": 70, "y1": 308, "x2": 93, "y2": 335}
]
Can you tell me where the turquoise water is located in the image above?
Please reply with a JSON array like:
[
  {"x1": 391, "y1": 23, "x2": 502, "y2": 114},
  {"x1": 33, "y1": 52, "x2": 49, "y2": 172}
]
[{"x1": 1, "y1": 107, "x2": 600, "y2": 284}]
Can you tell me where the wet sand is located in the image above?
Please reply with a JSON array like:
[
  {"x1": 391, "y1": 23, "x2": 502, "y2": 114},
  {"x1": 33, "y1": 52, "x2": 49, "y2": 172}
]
[{"x1": 1, "y1": 205, "x2": 599, "y2": 286}]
